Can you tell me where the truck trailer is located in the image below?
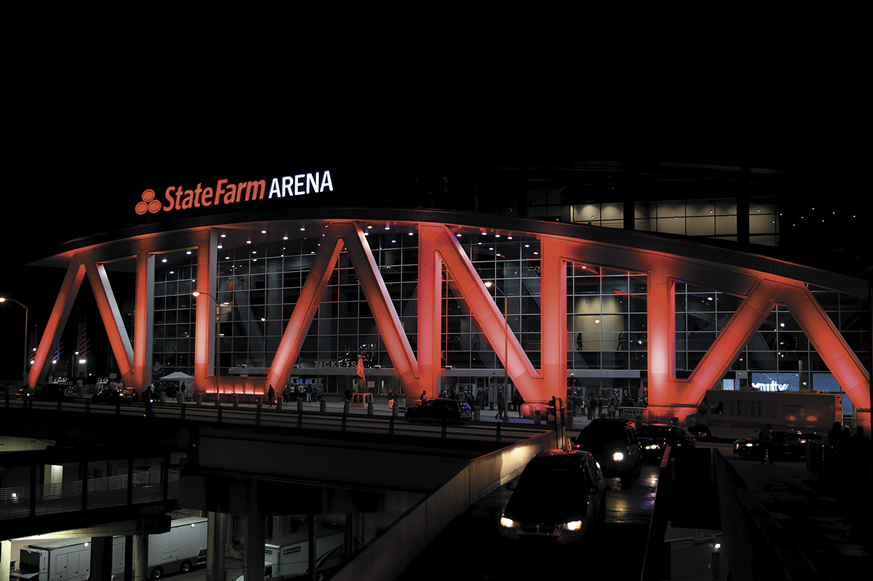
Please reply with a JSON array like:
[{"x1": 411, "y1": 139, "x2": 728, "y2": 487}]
[
  {"x1": 685, "y1": 388, "x2": 841, "y2": 440},
  {"x1": 235, "y1": 529, "x2": 344, "y2": 581},
  {"x1": 12, "y1": 516, "x2": 207, "y2": 581}
]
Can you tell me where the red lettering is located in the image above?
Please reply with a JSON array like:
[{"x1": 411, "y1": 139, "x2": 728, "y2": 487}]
[
  {"x1": 236, "y1": 182, "x2": 247, "y2": 203},
  {"x1": 174, "y1": 187, "x2": 184, "y2": 210},
  {"x1": 246, "y1": 180, "x2": 266, "y2": 201},
  {"x1": 215, "y1": 179, "x2": 227, "y2": 206},
  {"x1": 181, "y1": 190, "x2": 194, "y2": 210},
  {"x1": 194, "y1": 183, "x2": 202, "y2": 208},
  {"x1": 163, "y1": 186, "x2": 175, "y2": 211},
  {"x1": 224, "y1": 183, "x2": 237, "y2": 204},
  {"x1": 201, "y1": 186, "x2": 213, "y2": 206}
]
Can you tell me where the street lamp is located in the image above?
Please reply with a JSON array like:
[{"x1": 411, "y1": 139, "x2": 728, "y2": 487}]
[
  {"x1": 484, "y1": 281, "x2": 510, "y2": 424},
  {"x1": 0, "y1": 295, "x2": 29, "y2": 385},
  {"x1": 192, "y1": 291, "x2": 225, "y2": 380}
]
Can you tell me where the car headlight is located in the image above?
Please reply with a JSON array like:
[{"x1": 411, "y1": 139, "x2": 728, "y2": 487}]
[
  {"x1": 645, "y1": 444, "x2": 659, "y2": 450},
  {"x1": 612, "y1": 452, "x2": 625, "y2": 462},
  {"x1": 745, "y1": 443, "x2": 754, "y2": 447},
  {"x1": 562, "y1": 520, "x2": 583, "y2": 531},
  {"x1": 500, "y1": 516, "x2": 516, "y2": 528}
]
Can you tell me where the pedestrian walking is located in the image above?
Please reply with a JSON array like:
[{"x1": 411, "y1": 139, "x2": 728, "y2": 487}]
[
  {"x1": 267, "y1": 385, "x2": 274, "y2": 407},
  {"x1": 759, "y1": 424, "x2": 774, "y2": 464},
  {"x1": 496, "y1": 391, "x2": 505, "y2": 420}
]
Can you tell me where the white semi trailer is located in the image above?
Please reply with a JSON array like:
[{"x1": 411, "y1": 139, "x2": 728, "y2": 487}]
[
  {"x1": 12, "y1": 517, "x2": 207, "y2": 581},
  {"x1": 685, "y1": 388, "x2": 842, "y2": 440},
  {"x1": 235, "y1": 530, "x2": 344, "y2": 581}
]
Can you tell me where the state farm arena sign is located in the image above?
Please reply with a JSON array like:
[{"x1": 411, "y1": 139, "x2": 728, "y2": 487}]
[{"x1": 135, "y1": 171, "x2": 334, "y2": 215}]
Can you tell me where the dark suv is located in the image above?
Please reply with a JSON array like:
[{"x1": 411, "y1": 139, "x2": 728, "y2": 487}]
[
  {"x1": 405, "y1": 398, "x2": 472, "y2": 423},
  {"x1": 571, "y1": 418, "x2": 642, "y2": 488},
  {"x1": 637, "y1": 423, "x2": 696, "y2": 461},
  {"x1": 499, "y1": 449, "x2": 606, "y2": 547}
]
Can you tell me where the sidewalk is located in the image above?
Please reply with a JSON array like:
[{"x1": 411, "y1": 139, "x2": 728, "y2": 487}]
[{"x1": 721, "y1": 451, "x2": 871, "y2": 578}]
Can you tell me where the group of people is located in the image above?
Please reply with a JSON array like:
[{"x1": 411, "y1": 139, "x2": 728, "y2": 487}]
[
  {"x1": 271, "y1": 383, "x2": 323, "y2": 405},
  {"x1": 826, "y1": 421, "x2": 872, "y2": 480},
  {"x1": 568, "y1": 393, "x2": 642, "y2": 420}
]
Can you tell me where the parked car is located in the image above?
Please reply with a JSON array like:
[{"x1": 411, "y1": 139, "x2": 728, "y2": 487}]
[
  {"x1": 405, "y1": 398, "x2": 472, "y2": 423},
  {"x1": 33, "y1": 384, "x2": 76, "y2": 402},
  {"x1": 499, "y1": 449, "x2": 606, "y2": 547},
  {"x1": 733, "y1": 431, "x2": 826, "y2": 460},
  {"x1": 90, "y1": 388, "x2": 133, "y2": 405},
  {"x1": 571, "y1": 418, "x2": 642, "y2": 488},
  {"x1": 637, "y1": 423, "x2": 696, "y2": 461}
]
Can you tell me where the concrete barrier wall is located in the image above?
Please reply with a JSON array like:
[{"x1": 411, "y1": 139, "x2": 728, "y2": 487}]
[
  {"x1": 712, "y1": 449, "x2": 819, "y2": 581},
  {"x1": 332, "y1": 429, "x2": 560, "y2": 581}
]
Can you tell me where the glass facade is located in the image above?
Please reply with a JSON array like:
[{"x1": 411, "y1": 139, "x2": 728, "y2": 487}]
[
  {"x1": 152, "y1": 250, "x2": 198, "y2": 377},
  {"x1": 140, "y1": 220, "x2": 867, "y2": 404},
  {"x1": 675, "y1": 281, "x2": 871, "y2": 413}
]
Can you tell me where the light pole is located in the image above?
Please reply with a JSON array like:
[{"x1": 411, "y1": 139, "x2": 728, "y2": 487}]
[
  {"x1": 485, "y1": 281, "x2": 510, "y2": 424},
  {"x1": 192, "y1": 291, "x2": 225, "y2": 384},
  {"x1": 0, "y1": 295, "x2": 29, "y2": 385}
]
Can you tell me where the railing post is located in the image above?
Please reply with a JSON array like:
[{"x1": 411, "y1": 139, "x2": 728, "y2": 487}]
[
  {"x1": 297, "y1": 408, "x2": 303, "y2": 429},
  {"x1": 217, "y1": 406, "x2": 223, "y2": 423},
  {"x1": 180, "y1": 404, "x2": 186, "y2": 420},
  {"x1": 256, "y1": 407, "x2": 261, "y2": 426},
  {"x1": 441, "y1": 419, "x2": 447, "y2": 439},
  {"x1": 389, "y1": 415, "x2": 395, "y2": 435},
  {"x1": 496, "y1": 422, "x2": 502, "y2": 442}
]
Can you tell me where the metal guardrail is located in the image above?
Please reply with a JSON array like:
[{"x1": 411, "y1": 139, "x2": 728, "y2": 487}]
[{"x1": 3, "y1": 396, "x2": 559, "y2": 444}]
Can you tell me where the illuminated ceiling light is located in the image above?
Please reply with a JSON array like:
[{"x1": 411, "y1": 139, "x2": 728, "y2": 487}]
[
  {"x1": 300, "y1": 227, "x2": 306, "y2": 231},
  {"x1": 161, "y1": 258, "x2": 168, "y2": 263},
  {"x1": 456, "y1": 233, "x2": 461, "y2": 237},
  {"x1": 246, "y1": 239, "x2": 251, "y2": 244},
  {"x1": 283, "y1": 236, "x2": 288, "y2": 240},
  {"x1": 408, "y1": 232, "x2": 413, "y2": 236},
  {"x1": 217, "y1": 245, "x2": 223, "y2": 249},
  {"x1": 186, "y1": 250, "x2": 192, "y2": 255},
  {"x1": 221, "y1": 234, "x2": 226, "y2": 238},
  {"x1": 507, "y1": 236, "x2": 513, "y2": 240}
]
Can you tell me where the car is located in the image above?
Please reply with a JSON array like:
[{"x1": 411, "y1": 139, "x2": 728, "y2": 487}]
[
  {"x1": 90, "y1": 388, "x2": 133, "y2": 405},
  {"x1": 637, "y1": 423, "x2": 696, "y2": 461},
  {"x1": 33, "y1": 384, "x2": 76, "y2": 402},
  {"x1": 570, "y1": 418, "x2": 642, "y2": 488},
  {"x1": 733, "y1": 431, "x2": 826, "y2": 460},
  {"x1": 499, "y1": 449, "x2": 606, "y2": 547},
  {"x1": 405, "y1": 398, "x2": 472, "y2": 423}
]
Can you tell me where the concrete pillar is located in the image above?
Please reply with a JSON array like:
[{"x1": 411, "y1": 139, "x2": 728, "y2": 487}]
[
  {"x1": 90, "y1": 537, "x2": 114, "y2": 581},
  {"x1": 133, "y1": 530, "x2": 148, "y2": 581},
  {"x1": 244, "y1": 513, "x2": 265, "y2": 581},
  {"x1": 206, "y1": 512, "x2": 228, "y2": 581},
  {"x1": 1, "y1": 540, "x2": 11, "y2": 581}
]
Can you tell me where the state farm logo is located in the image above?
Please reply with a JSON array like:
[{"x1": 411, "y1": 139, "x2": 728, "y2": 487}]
[
  {"x1": 134, "y1": 172, "x2": 333, "y2": 216},
  {"x1": 135, "y1": 190, "x2": 162, "y2": 214}
]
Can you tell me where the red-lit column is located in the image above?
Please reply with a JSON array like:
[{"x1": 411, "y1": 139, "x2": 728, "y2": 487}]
[
  {"x1": 646, "y1": 260, "x2": 674, "y2": 421},
  {"x1": 540, "y1": 236, "x2": 569, "y2": 404},
  {"x1": 194, "y1": 230, "x2": 218, "y2": 395},
  {"x1": 418, "y1": 226, "x2": 444, "y2": 398},
  {"x1": 133, "y1": 251, "x2": 154, "y2": 390},
  {"x1": 85, "y1": 256, "x2": 135, "y2": 385},
  {"x1": 27, "y1": 260, "x2": 86, "y2": 387}
]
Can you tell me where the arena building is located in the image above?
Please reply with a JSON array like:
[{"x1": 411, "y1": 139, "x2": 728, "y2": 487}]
[{"x1": 21, "y1": 161, "x2": 871, "y2": 428}]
